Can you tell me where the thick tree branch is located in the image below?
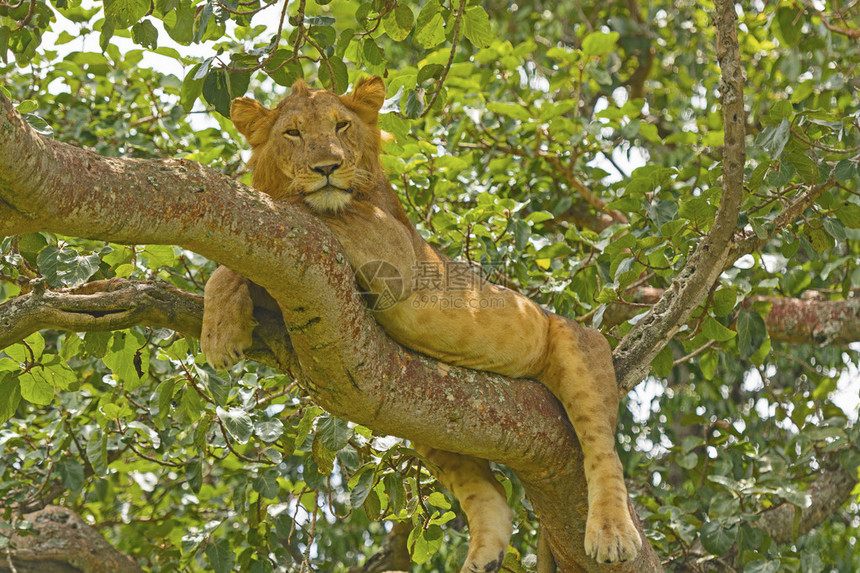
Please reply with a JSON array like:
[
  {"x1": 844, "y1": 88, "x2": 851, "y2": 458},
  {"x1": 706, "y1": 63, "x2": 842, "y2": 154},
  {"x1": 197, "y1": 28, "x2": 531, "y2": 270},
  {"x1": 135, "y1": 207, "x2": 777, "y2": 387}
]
[
  {"x1": 0, "y1": 505, "x2": 143, "y2": 573},
  {"x1": 613, "y1": 0, "x2": 746, "y2": 391},
  {"x1": 0, "y1": 278, "x2": 294, "y2": 370},
  {"x1": 601, "y1": 289, "x2": 860, "y2": 346},
  {"x1": 0, "y1": 88, "x2": 661, "y2": 571},
  {"x1": 756, "y1": 464, "x2": 858, "y2": 544}
]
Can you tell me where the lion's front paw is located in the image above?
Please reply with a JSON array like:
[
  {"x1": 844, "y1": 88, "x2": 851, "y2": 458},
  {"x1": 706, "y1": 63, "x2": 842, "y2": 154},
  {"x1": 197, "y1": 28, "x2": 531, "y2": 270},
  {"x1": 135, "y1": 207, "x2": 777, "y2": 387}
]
[
  {"x1": 584, "y1": 507, "x2": 642, "y2": 564},
  {"x1": 200, "y1": 316, "x2": 255, "y2": 370}
]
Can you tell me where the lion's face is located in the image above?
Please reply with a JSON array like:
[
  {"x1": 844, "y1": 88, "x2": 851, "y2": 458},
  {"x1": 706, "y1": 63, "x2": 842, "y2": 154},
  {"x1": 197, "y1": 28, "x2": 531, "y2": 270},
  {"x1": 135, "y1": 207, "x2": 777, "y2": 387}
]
[{"x1": 231, "y1": 77, "x2": 386, "y2": 212}]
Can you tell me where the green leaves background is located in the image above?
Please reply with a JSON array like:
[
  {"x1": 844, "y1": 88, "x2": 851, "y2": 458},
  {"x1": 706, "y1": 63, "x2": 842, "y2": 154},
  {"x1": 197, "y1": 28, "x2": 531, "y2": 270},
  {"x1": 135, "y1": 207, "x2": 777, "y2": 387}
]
[{"x1": 1, "y1": 0, "x2": 860, "y2": 571}]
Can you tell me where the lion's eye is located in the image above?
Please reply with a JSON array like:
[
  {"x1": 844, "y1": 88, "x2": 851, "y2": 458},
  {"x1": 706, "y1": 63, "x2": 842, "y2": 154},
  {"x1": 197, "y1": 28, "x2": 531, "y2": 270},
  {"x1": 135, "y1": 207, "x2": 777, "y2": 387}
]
[
  {"x1": 284, "y1": 129, "x2": 301, "y2": 138},
  {"x1": 336, "y1": 121, "x2": 350, "y2": 132}
]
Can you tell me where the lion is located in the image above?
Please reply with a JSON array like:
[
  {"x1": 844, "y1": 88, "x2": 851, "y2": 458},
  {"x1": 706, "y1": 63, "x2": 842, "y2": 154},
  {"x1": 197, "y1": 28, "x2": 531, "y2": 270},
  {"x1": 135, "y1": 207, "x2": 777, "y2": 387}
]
[{"x1": 200, "y1": 77, "x2": 643, "y2": 570}]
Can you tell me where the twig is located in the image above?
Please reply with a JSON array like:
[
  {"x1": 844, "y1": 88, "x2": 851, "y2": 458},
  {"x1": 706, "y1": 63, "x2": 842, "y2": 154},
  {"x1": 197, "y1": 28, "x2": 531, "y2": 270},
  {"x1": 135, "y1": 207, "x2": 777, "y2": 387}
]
[
  {"x1": 421, "y1": 0, "x2": 467, "y2": 117},
  {"x1": 672, "y1": 338, "x2": 718, "y2": 367}
]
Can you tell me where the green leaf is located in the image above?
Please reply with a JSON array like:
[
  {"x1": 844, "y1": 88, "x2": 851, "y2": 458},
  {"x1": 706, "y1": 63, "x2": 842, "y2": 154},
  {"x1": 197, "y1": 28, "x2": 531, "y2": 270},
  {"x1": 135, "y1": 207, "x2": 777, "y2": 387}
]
[
  {"x1": 414, "y1": 0, "x2": 446, "y2": 48},
  {"x1": 104, "y1": 0, "x2": 149, "y2": 28},
  {"x1": 363, "y1": 488, "x2": 381, "y2": 520},
  {"x1": 83, "y1": 331, "x2": 111, "y2": 359},
  {"x1": 582, "y1": 31, "x2": 620, "y2": 57},
  {"x1": 699, "y1": 350, "x2": 718, "y2": 381},
  {"x1": 252, "y1": 468, "x2": 280, "y2": 499},
  {"x1": 311, "y1": 433, "x2": 336, "y2": 475},
  {"x1": 737, "y1": 308, "x2": 768, "y2": 359},
  {"x1": 183, "y1": 458, "x2": 202, "y2": 493},
  {"x1": 203, "y1": 69, "x2": 251, "y2": 118},
  {"x1": 417, "y1": 63, "x2": 444, "y2": 85},
  {"x1": 773, "y1": 6, "x2": 803, "y2": 48},
  {"x1": 487, "y1": 102, "x2": 531, "y2": 121},
  {"x1": 16, "y1": 99, "x2": 38, "y2": 113},
  {"x1": 834, "y1": 160, "x2": 857, "y2": 182},
  {"x1": 318, "y1": 57, "x2": 348, "y2": 94},
  {"x1": 0, "y1": 375, "x2": 22, "y2": 423},
  {"x1": 383, "y1": 5, "x2": 413, "y2": 42},
  {"x1": 19, "y1": 371, "x2": 54, "y2": 405},
  {"x1": 217, "y1": 406, "x2": 253, "y2": 444},
  {"x1": 204, "y1": 539, "x2": 235, "y2": 573},
  {"x1": 800, "y1": 552, "x2": 823, "y2": 573},
  {"x1": 835, "y1": 202, "x2": 860, "y2": 228},
  {"x1": 255, "y1": 419, "x2": 284, "y2": 443},
  {"x1": 700, "y1": 519, "x2": 737, "y2": 555},
  {"x1": 651, "y1": 344, "x2": 674, "y2": 378},
  {"x1": 756, "y1": 118, "x2": 790, "y2": 158},
  {"x1": 5, "y1": 332, "x2": 45, "y2": 363},
  {"x1": 535, "y1": 242, "x2": 574, "y2": 259},
  {"x1": 295, "y1": 406, "x2": 323, "y2": 446},
  {"x1": 702, "y1": 317, "x2": 736, "y2": 342},
  {"x1": 768, "y1": 99, "x2": 793, "y2": 122},
  {"x1": 712, "y1": 288, "x2": 737, "y2": 317},
  {"x1": 141, "y1": 244, "x2": 176, "y2": 268},
  {"x1": 85, "y1": 429, "x2": 108, "y2": 475},
  {"x1": 36, "y1": 246, "x2": 100, "y2": 288},
  {"x1": 58, "y1": 459, "x2": 85, "y2": 491},
  {"x1": 409, "y1": 523, "x2": 444, "y2": 564},
  {"x1": 349, "y1": 467, "x2": 376, "y2": 508},
  {"x1": 678, "y1": 195, "x2": 717, "y2": 229},
  {"x1": 102, "y1": 331, "x2": 148, "y2": 389},
  {"x1": 164, "y1": 0, "x2": 194, "y2": 44},
  {"x1": 265, "y1": 50, "x2": 302, "y2": 87},
  {"x1": 131, "y1": 19, "x2": 158, "y2": 49},
  {"x1": 383, "y1": 473, "x2": 406, "y2": 515},
  {"x1": 361, "y1": 38, "x2": 383, "y2": 65},
  {"x1": 463, "y1": 6, "x2": 492, "y2": 48},
  {"x1": 316, "y1": 415, "x2": 353, "y2": 451}
]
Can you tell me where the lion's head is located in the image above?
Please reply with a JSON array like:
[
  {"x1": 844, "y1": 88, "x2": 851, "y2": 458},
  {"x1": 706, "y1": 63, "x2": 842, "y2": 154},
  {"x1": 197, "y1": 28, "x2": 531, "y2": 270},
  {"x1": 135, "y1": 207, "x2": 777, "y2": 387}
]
[{"x1": 230, "y1": 76, "x2": 387, "y2": 212}]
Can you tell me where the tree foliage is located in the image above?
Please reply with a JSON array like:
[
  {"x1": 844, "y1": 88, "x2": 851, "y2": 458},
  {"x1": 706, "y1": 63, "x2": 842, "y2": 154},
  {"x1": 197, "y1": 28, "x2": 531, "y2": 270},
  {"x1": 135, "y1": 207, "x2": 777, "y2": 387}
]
[{"x1": 1, "y1": 0, "x2": 859, "y2": 572}]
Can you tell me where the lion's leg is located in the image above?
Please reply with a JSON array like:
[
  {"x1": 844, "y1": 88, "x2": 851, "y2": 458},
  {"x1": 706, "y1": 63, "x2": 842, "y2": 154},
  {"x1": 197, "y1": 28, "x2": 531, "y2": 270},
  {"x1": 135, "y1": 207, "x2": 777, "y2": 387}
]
[
  {"x1": 414, "y1": 444, "x2": 513, "y2": 573},
  {"x1": 539, "y1": 316, "x2": 642, "y2": 564},
  {"x1": 201, "y1": 266, "x2": 257, "y2": 369}
]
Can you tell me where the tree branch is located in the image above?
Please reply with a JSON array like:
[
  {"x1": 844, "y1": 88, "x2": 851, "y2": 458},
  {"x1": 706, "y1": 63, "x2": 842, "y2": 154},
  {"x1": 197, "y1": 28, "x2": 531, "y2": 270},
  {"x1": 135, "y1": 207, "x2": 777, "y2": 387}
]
[
  {"x1": 756, "y1": 465, "x2": 857, "y2": 544},
  {"x1": 0, "y1": 505, "x2": 144, "y2": 573},
  {"x1": 612, "y1": 0, "x2": 746, "y2": 391},
  {"x1": 600, "y1": 289, "x2": 860, "y2": 346},
  {"x1": 0, "y1": 87, "x2": 662, "y2": 571},
  {"x1": 0, "y1": 278, "x2": 295, "y2": 370},
  {"x1": 727, "y1": 180, "x2": 833, "y2": 266}
]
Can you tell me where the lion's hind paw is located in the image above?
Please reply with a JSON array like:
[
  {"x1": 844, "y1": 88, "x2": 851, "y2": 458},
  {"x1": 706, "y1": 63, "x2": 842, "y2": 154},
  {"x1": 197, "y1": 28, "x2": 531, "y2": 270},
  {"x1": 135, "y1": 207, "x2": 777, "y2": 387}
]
[
  {"x1": 584, "y1": 511, "x2": 642, "y2": 564},
  {"x1": 200, "y1": 320, "x2": 255, "y2": 371}
]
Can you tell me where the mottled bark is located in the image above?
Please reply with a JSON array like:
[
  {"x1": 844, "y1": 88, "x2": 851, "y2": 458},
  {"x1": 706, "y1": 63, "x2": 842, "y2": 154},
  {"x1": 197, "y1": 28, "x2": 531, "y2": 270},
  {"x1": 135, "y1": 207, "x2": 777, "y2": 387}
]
[
  {"x1": 756, "y1": 465, "x2": 857, "y2": 544},
  {"x1": 346, "y1": 521, "x2": 412, "y2": 573},
  {"x1": 600, "y1": 289, "x2": 860, "y2": 346},
  {"x1": 0, "y1": 506, "x2": 143, "y2": 573},
  {"x1": 746, "y1": 295, "x2": 860, "y2": 345},
  {"x1": 0, "y1": 278, "x2": 294, "y2": 371}
]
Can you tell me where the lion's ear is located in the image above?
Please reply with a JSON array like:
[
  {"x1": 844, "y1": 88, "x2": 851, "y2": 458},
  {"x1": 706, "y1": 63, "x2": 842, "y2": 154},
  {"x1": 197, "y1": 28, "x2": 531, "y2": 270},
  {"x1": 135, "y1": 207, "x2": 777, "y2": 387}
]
[
  {"x1": 341, "y1": 76, "x2": 386, "y2": 125},
  {"x1": 230, "y1": 98, "x2": 275, "y2": 147}
]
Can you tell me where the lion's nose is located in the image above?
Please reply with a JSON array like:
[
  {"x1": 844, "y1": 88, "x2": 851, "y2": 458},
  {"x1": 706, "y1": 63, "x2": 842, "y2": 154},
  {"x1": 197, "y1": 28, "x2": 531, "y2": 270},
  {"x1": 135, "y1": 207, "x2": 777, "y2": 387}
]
[{"x1": 311, "y1": 162, "x2": 342, "y2": 176}]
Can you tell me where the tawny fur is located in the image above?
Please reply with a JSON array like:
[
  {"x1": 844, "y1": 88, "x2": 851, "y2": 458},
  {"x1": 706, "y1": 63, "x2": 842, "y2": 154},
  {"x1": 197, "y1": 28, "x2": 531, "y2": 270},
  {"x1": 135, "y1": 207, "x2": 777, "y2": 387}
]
[{"x1": 200, "y1": 77, "x2": 643, "y2": 570}]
